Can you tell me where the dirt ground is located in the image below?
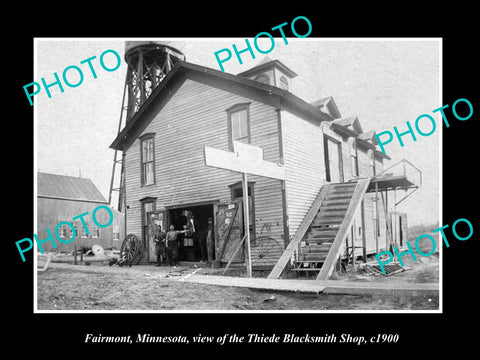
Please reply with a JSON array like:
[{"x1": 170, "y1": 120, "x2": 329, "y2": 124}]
[{"x1": 36, "y1": 254, "x2": 439, "y2": 311}]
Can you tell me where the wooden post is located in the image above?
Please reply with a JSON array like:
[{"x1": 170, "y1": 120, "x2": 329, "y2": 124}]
[
  {"x1": 242, "y1": 173, "x2": 252, "y2": 277},
  {"x1": 352, "y1": 224, "x2": 356, "y2": 267},
  {"x1": 222, "y1": 234, "x2": 247, "y2": 276},
  {"x1": 74, "y1": 245, "x2": 77, "y2": 265},
  {"x1": 375, "y1": 182, "x2": 379, "y2": 253},
  {"x1": 361, "y1": 200, "x2": 367, "y2": 262}
]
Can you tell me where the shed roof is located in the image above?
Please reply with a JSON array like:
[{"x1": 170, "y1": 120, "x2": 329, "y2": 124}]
[{"x1": 37, "y1": 172, "x2": 107, "y2": 204}]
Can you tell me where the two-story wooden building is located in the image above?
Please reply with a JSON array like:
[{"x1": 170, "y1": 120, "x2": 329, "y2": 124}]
[{"x1": 110, "y1": 57, "x2": 418, "y2": 277}]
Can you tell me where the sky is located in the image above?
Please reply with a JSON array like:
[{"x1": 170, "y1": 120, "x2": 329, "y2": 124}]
[{"x1": 35, "y1": 38, "x2": 441, "y2": 227}]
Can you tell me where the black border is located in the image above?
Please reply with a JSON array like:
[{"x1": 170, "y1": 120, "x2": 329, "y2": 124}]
[{"x1": 7, "y1": 6, "x2": 479, "y2": 355}]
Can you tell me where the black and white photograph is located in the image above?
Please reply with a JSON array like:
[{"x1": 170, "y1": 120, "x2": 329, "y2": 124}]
[
  {"x1": 7, "y1": 8, "x2": 478, "y2": 355},
  {"x1": 32, "y1": 38, "x2": 441, "y2": 312}
]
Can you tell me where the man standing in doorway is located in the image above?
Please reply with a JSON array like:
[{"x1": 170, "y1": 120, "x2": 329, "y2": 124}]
[
  {"x1": 153, "y1": 222, "x2": 166, "y2": 267},
  {"x1": 165, "y1": 225, "x2": 186, "y2": 267},
  {"x1": 206, "y1": 217, "x2": 215, "y2": 264}
]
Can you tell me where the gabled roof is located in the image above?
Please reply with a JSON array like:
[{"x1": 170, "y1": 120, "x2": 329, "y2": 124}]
[
  {"x1": 110, "y1": 60, "x2": 330, "y2": 151},
  {"x1": 237, "y1": 58, "x2": 298, "y2": 78},
  {"x1": 357, "y1": 130, "x2": 378, "y2": 145},
  {"x1": 329, "y1": 119, "x2": 389, "y2": 159},
  {"x1": 37, "y1": 172, "x2": 107, "y2": 204},
  {"x1": 309, "y1": 96, "x2": 341, "y2": 119},
  {"x1": 332, "y1": 116, "x2": 363, "y2": 134}
]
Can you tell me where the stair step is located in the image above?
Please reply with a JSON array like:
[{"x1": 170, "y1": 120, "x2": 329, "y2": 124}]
[
  {"x1": 330, "y1": 184, "x2": 357, "y2": 192},
  {"x1": 305, "y1": 233, "x2": 336, "y2": 240},
  {"x1": 325, "y1": 193, "x2": 354, "y2": 200},
  {"x1": 316, "y1": 210, "x2": 347, "y2": 218},
  {"x1": 301, "y1": 244, "x2": 332, "y2": 252},
  {"x1": 309, "y1": 227, "x2": 338, "y2": 235},
  {"x1": 320, "y1": 204, "x2": 349, "y2": 212},
  {"x1": 299, "y1": 252, "x2": 328, "y2": 260},
  {"x1": 304, "y1": 238, "x2": 334, "y2": 245},
  {"x1": 294, "y1": 259, "x2": 325, "y2": 267},
  {"x1": 291, "y1": 267, "x2": 322, "y2": 272},
  {"x1": 331, "y1": 182, "x2": 357, "y2": 188},
  {"x1": 320, "y1": 198, "x2": 351, "y2": 209},
  {"x1": 312, "y1": 218, "x2": 344, "y2": 226}
]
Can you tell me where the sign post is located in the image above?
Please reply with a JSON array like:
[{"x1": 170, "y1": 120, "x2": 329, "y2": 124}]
[
  {"x1": 242, "y1": 172, "x2": 252, "y2": 276},
  {"x1": 204, "y1": 141, "x2": 285, "y2": 277}
]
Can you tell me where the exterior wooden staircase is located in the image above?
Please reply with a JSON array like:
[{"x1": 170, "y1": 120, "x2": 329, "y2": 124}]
[{"x1": 268, "y1": 178, "x2": 370, "y2": 280}]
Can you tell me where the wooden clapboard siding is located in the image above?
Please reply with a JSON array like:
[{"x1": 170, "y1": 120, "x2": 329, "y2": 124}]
[
  {"x1": 375, "y1": 157, "x2": 384, "y2": 174},
  {"x1": 123, "y1": 78, "x2": 284, "y2": 264},
  {"x1": 362, "y1": 194, "x2": 376, "y2": 254},
  {"x1": 280, "y1": 110, "x2": 325, "y2": 238},
  {"x1": 36, "y1": 197, "x2": 123, "y2": 252}
]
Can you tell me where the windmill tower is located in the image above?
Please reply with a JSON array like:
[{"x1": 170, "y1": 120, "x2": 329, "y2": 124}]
[{"x1": 109, "y1": 41, "x2": 185, "y2": 211}]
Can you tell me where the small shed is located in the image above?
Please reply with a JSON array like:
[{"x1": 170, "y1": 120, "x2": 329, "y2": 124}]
[{"x1": 37, "y1": 172, "x2": 124, "y2": 252}]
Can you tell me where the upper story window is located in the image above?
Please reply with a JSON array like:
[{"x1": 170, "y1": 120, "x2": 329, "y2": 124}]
[
  {"x1": 350, "y1": 138, "x2": 359, "y2": 177},
  {"x1": 140, "y1": 134, "x2": 155, "y2": 186},
  {"x1": 227, "y1": 103, "x2": 251, "y2": 150},
  {"x1": 279, "y1": 76, "x2": 289, "y2": 90},
  {"x1": 254, "y1": 74, "x2": 270, "y2": 85}
]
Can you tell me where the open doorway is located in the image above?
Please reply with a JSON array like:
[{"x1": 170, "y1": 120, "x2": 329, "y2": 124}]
[
  {"x1": 324, "y1": 134, "x2": 344, "y2": 183},
  {"x1": 168, "y1": 203, "x2": 214, "y2": 262}
]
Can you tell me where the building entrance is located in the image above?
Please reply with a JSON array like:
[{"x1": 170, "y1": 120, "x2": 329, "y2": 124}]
[{"x1": 168, "y1": 204, "x2": 214, "y2": 262}]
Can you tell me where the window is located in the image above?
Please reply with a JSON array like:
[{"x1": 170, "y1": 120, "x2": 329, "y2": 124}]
[
  {"x1": 81, "y1": 222, "x2": 89, "y2": 238},
  {"x1": 140, "y1": 135, "x2": 155, "y2": 186},
  {"x1": 254, "y1": 74, "x2": 270, "y2": 85},
  {"x1": 92, "y1": 224, "x2": 100, "y2": 239},
  {"x1": 113, "y1": 225, "x2": 120, "y2": 241},
  {"x1": 227, "y1": 103, "x2": 251, "y2": 149},
  {"x1": 350, "y1": 139, "x2": 358, "y2": 177},
  {"x1": 279, "y1": 76, "x2": 289, "y2": 90},
  {"x1": 57, "y1": 224, "x2": 68, "y2": 239},
  {"x1": 70, "y1": 224, "x2": 77, "y2": 238}
]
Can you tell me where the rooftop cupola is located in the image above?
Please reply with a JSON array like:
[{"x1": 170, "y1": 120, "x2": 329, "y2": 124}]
[{"x1": 237, "y1": 56, "x2": 297, "y2": 91}]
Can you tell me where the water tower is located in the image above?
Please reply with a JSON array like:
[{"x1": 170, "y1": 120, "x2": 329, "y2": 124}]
[
  {"x1": 109, "y1": 41, "x2": 186, "y2": 210},
  {"x1": 124, "y1": 41, "x2": 186, "y2": 120}
]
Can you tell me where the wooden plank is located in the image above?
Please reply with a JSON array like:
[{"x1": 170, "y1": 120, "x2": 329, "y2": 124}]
[
  {"x1": 360, "y1": 200, "x2": 367, "y2": 261},
  {"x1": 182, "y1": 274, "x2": 438, "y2": 297},
  {"x1": 316, "y1": 178, "x2": 371, "y2": 280},
  {"x1": 184, "y1": 274, "x2": 327, "y2": 294},
  {"x1": 204, "y1": 142, "x2": 285, "y2": 180},
  {"x1": 218, "y1": 203, "x2": 240, "y2": 260},
  {"x1": 222, "y1": 234, "x2": 247, "y2": 275},
  {"x1": 268, "y1": 184, "x2": 331, "y2": 279}
]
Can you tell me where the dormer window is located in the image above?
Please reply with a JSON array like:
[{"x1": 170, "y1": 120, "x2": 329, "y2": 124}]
[{"x1": 254, "y1": 74, "x2": 270, "y2": 85}]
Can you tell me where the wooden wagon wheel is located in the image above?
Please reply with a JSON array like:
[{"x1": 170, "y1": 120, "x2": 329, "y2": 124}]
[
  {"x1": 120, "y1": 234, "x2": 143, "y2": 266},
  {"x1": 250, "y1": 236, "x2": 283, "y2": 268}
]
